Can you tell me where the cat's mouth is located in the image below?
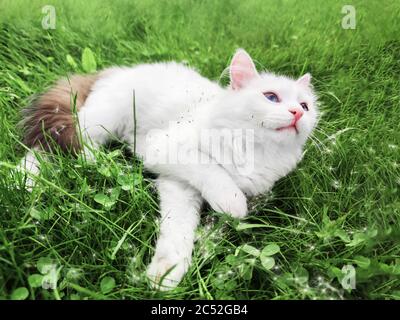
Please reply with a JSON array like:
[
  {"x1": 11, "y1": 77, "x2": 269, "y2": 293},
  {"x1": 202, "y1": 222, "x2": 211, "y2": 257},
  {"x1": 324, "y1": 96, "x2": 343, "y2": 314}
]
[{"x1": 276, "y1": 124, "x2": 299, "y2": 134}]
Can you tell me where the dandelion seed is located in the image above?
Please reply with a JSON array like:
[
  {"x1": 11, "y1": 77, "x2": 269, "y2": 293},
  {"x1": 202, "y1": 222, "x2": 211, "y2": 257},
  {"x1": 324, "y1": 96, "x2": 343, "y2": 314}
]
[
  {"x1": 294, "y1": 277, "x2": 304, "y2": 283},
  {"x1": 205, "y1": 216, "x2": 217, "y2": 225},
  {"x1": 130, "y1": 273, "x2": 141, "y2": 284},
  {"x1": 250, "y1": 204, "x2": 258, "y2": 210},
  {"x1": 132, "y1": 273, "x2": 141, "y2": 281},
  {"x1": 331, "y1": 180, "x2": 341, "y2": 189},
  {"x1": 67, "y1": 268, "x2": 82, "y2": 280},
  {"x1": 38, "y1": 234, "x2": 46, "y2": 241},
  {"x1": 346, "y1": 185, "x2": 356, "y2": 192},
  {"x1": 265, "y1": 190, "x2": 275, "y2": 201}
]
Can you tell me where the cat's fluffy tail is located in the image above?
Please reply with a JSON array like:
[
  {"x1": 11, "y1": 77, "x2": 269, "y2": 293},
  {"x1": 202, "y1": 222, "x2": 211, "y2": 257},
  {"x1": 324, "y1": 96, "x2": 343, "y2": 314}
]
[
  {"x1": 19, "y1": 73, "x2": 99, "y2": 153},
  {"x1": 17, "y1": 73, "x2": 99, "y2": 189}
]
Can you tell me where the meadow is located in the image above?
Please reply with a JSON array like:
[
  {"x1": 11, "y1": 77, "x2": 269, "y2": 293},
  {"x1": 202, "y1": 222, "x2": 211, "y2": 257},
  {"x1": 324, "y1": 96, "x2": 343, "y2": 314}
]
[{"x1": 0, "y1": 0, "x2": 399, "y2": 300}]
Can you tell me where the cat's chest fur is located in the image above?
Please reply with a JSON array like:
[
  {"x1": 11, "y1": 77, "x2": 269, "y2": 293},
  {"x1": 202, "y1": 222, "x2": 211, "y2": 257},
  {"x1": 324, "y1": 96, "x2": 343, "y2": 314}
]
[{"x1": 224, "y1": 144, "x2": 302, "y2": 197}]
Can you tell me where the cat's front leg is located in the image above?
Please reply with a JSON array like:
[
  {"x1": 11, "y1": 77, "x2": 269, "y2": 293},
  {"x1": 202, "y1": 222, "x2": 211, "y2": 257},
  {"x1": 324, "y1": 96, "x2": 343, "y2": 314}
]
[
  {"x1": 144, "y1": 127, "x2": 248, "y2": 219},
  {"x1": 147, "y1": 177, "x2": 202, "y2": 291},
  {"x1": 146, "y1": 155, "x2": 247, "y2": 219},
  {"x1": 178, "y1": 166, "x2": 248, "y2": 219},
  {"x1": 200, "y1": 175, "x2": 248, "y2": 219}
]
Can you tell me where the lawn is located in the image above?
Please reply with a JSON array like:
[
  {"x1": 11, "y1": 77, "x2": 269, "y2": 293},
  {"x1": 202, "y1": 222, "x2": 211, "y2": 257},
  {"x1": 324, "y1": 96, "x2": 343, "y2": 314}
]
[{"x1": 0, "y1": 0, "x2": 399, "y2": 300}]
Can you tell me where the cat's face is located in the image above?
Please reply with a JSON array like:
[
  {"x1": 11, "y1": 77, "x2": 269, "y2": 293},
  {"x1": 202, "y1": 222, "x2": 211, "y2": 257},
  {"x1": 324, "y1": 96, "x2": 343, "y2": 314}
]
[{"x1": 226, "y1": 49, "x2": 318, "y2": 146}]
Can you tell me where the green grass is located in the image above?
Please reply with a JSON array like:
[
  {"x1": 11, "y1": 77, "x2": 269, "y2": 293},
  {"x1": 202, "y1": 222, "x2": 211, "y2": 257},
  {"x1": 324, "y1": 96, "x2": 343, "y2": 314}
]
[{"x1": 0, "y1": 0, "x2": 399, "y2": 300}]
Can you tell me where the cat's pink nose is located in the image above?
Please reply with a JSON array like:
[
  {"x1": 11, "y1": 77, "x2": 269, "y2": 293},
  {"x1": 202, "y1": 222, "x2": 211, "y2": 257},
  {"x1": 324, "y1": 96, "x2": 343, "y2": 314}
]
[{"x1": 289, "y1": 108, "x2": 304, "y2": 124}]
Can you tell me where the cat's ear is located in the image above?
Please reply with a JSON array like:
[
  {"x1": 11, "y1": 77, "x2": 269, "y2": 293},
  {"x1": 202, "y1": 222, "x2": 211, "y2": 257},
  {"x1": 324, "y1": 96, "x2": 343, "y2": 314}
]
[
  {"x1": 230, "y1": 49, "x2": 259, "y2": 90},
  {"x1": 297, "y1": 73, "x2": 312, "y2": 86}
]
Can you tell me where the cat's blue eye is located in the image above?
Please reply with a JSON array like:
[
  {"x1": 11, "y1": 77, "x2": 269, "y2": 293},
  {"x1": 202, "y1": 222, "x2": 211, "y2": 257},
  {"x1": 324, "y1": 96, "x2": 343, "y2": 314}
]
[{"x1": 263, "y1": 92, "x2": 279, "y2": 103}]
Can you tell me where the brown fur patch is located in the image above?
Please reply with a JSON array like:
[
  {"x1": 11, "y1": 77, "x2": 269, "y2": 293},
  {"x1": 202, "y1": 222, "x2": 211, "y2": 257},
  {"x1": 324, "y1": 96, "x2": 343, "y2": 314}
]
[{"x1": 20, "y1": 73, "x2": 99, "y2": 153}]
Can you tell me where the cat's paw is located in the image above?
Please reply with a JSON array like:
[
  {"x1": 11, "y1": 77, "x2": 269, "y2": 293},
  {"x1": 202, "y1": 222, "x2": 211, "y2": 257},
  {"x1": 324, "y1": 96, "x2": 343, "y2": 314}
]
[
  {"x1": 146, "y1": 255, "x2": 189, "y2": 291},
  {"x1": 203, "y1": 184, "x2": 248, "y2": 219}
]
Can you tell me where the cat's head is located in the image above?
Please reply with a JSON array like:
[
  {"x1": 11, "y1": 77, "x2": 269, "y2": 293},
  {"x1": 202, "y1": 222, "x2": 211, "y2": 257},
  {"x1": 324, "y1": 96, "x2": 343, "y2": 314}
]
[{"x1": 221, "y1": 49, "x2": 318, "y2": 146}]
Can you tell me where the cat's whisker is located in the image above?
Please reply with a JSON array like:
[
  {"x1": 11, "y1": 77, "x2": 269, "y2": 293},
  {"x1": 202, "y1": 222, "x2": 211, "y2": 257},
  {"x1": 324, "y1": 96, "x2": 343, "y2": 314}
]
[
  {"x1": 313, "y1": 127, "x2": 331, "y2": 140},
  {"x1": 311, "y1": 132, "x2": 327, "y2": 148},
  {"x1": 311, "y1": 126, "x2": 331, "y2": 141},
  {"x1": 308, "y1": 134, "x2": 326, "y2": 154}
]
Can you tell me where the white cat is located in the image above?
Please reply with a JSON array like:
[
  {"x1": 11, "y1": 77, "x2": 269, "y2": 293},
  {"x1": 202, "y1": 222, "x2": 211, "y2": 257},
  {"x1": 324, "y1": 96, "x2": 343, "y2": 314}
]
[{"x1": 19, "y1": 49, "x2": 318, "y2": 290}]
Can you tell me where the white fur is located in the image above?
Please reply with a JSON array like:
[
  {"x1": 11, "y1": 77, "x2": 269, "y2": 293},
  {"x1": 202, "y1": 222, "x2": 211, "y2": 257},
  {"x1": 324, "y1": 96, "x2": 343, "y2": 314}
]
[
  {"x1": 16, "y1": 147, "x2": 41, "y2": 191},
  {"x1": 20, "y1": 49, "x2": 318, "y2": 290}
]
